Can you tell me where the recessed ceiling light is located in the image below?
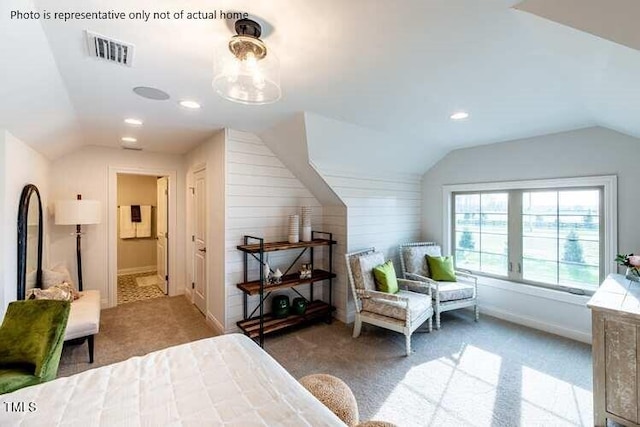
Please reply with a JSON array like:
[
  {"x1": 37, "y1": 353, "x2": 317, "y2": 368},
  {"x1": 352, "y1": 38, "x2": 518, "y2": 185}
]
[
  {"x1": 179, "y1": 100, "x2": 201, "y2": 109},
  {"x1": 124, "y1": 118, "x2": 143, "y2": 126},
  {"x1": 121, "y1": 137, "x2": 137, "y2": 143},
  {"x1": 450, "y1": 111, "x2": 470, "y2": 120}
]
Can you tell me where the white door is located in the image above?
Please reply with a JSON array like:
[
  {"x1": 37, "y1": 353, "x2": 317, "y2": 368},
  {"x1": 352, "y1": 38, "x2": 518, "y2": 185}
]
[
  {"x1": 156, "y1": 177, "x2": 169, "y2": 294},
  {"x1": 193, "y1": 169, "x2": 207, "y2": 314}
]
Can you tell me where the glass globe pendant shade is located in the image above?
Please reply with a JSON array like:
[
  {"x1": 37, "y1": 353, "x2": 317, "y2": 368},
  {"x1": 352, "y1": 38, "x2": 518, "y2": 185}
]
[{"x1": 213, "y1": 36, "x2": 281, "y2": 105}]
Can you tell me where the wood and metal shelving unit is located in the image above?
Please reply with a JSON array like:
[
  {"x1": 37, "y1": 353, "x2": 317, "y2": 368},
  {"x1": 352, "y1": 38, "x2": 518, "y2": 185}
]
[{"x1": 236, "y1": 231, "x2": 336, "y2": 347}]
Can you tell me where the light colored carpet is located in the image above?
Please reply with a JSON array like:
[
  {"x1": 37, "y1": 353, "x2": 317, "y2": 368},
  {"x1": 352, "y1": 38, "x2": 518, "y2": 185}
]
[
  {"x1": 117, "y1": 272, "x2": 165, "y2": 304},
  {"x1": 58, "y1": 296, "x2": 217, "y2": 377},
  {"x1": 265, "y1": 311, "x2": 594, "y2": 427}
]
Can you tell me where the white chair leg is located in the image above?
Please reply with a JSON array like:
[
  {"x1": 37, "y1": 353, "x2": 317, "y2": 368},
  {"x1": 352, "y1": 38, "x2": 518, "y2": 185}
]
[
  {"x1": 405, "y1": 334, "x2": 411, "y2": 356},
  {"x1": 352, "y1": 317, "x2": 362, "y2": 338},
  {"x1": 474, "y1": 304, "x2": 480, "y2": 322},
  {"x1": 428, "y1": 317, "x2": 433, "y2": 332},
  {"x1": 435, "y1": 311, "x2": 441, "y2": 330}
]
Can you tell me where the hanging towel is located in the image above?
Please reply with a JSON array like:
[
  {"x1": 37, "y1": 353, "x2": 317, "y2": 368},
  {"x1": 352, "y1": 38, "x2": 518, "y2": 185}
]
[
  {"x1": 136, "y1": 205, "x2": 152, "y2": 238},
  {"x1": 119, "y1": 206, "x2": 136, "y2": 239},
  {"x1": 130, "y1": 205, "x2": 141, "y2": 223}
]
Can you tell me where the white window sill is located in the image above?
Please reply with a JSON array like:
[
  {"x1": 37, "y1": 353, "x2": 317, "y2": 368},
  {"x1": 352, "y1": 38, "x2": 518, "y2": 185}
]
[{"x1": 476, "y1": 275, "x2": 591, "y2": 307}]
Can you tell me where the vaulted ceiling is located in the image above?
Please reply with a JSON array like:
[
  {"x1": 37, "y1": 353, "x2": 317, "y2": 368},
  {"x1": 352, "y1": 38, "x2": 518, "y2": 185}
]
[{"x1": 1, "y1": 0, "x2": 639, "y2": 173}]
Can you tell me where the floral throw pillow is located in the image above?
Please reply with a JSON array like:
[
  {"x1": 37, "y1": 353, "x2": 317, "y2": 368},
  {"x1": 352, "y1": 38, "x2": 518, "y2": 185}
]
[{"x1": 28, "y1": 282, "x2": 76, "y2": 302}]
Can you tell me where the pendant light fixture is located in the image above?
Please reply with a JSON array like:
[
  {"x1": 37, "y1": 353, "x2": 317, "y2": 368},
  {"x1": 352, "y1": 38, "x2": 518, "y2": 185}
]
[{"x1": 213, "y1": 18, "x2": 281, "y2": 105}]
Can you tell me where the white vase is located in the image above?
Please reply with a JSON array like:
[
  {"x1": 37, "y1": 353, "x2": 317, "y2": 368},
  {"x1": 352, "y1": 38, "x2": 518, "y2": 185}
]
[
  {"x1": 301, "y1": 206, "x2": 312, "y2": 227},
  {"x1": 301, "y1": 226, "x2": 312, "y2": 242},
  {"x1": 288, "y1": 215, "x2": 299, "y2": 243}
]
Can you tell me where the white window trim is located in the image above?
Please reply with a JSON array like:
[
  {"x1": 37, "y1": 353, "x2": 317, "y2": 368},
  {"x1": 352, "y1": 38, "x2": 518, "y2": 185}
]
[{"x1": 442, "y1": 175, "x2": 618, "y2": 284}]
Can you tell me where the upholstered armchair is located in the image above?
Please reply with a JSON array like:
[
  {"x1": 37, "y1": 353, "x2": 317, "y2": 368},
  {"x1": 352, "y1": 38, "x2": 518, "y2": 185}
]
[
  {"x1": 399, "y1": 242, "x2": 479, "y2": 329},
  {"x1": 0, "y1": 300, "x2": 70, "y2": 394},
  {"x1": 345, "y1": 248, "x2": 434, "y2": 356}
]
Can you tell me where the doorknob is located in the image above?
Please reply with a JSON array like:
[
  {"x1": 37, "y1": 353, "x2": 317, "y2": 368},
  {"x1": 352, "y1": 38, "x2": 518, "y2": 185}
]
[{"x1": 199, "y1": 248, "x2": 207, "y2": 253}]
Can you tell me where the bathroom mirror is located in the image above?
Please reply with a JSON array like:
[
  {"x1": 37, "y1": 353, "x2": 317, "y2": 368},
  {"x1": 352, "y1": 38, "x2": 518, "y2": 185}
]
[{"x1": 17, "y1": 184, "x2": 43, "y2": 300}]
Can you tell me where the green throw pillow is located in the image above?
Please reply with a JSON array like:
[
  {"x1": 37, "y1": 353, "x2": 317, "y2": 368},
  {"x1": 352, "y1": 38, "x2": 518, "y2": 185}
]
[
  {"x1": 373, "y1": 260, "x2": 399, "y2": 294},
  {"x1": 426, "y1": 255, "x2": 457, "y2": 282}
]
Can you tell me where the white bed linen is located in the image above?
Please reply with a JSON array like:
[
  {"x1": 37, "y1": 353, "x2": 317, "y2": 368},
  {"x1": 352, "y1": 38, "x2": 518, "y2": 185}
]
[{"x1": 0, "y1": 334, "x2": 346, "y2": 426}]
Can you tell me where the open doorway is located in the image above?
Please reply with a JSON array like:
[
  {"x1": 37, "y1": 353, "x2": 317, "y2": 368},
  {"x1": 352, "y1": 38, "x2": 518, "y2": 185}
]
[{"x1": 116, "y1": 173, "x2": 169, "y2": 304}]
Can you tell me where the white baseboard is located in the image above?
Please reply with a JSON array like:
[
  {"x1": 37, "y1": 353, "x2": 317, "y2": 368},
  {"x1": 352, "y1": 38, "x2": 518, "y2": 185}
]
[
  {"x1": 117, "y1": 265, "x2": 157, "y2": 276},
  {"x1": 335, "y1": 307, "x2": 351, "y2": 324},
  {"x1": 479, "y1": 304, "x2": 592, "y2": 344},
  {"x1": 206, "y1": 312, "x2": 225, "y2": 335}
]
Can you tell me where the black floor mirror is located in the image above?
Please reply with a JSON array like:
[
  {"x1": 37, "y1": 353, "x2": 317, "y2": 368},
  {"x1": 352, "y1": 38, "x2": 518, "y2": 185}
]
[{"x1": 17, "y1": 184, "x2": 43, "y2": 300}]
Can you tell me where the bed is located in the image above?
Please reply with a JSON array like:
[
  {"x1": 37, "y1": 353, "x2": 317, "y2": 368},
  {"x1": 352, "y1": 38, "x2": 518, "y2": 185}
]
[{"x1": 0, "y1": 334, "x2": 346, "y2": 426}]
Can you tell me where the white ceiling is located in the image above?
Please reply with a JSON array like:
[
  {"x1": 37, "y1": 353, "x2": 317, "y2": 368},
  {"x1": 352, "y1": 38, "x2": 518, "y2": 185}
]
[
  {"x1": 516, "y1": 0, "x2": 640, "y2": 51},
  {"x1": 2, "y1": 0, "x2": 640, "y2": 171}
]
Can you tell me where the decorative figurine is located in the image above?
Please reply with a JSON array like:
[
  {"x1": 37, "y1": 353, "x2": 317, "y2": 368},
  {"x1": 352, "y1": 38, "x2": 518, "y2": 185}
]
[
  {"x1": 263, "y1": 256, "x2": 271, "y2": 284},
  {"x1": 299, "y1": 263, "x2": 312, "y2": 280},
  {"x1": 272, "y1": 268, "x2": 283, "y2": 284}
]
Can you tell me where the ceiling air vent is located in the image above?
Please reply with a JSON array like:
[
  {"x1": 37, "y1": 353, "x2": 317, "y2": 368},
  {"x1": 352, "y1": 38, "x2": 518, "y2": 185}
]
[
  {"x1": 122, "y1": 146, "x2": 142, "y2": 151},
  {"x1": 85, "y1": 30, "x2": 134, "y2": 67}
]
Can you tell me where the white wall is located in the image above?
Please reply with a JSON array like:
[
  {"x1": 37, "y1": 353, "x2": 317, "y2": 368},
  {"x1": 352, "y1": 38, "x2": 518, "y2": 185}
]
[
  {"x1": 321, "y1": 205, "x2": 348, "y2": 322},
  {"x1": 319, "y1": 168, "x2": 423, "y2": 322},
  {"x1": 259, "y1": 113, "x2": 343, "y2": 205},
  {"x1": 224, "y1": 130, "x2": 324, "y2": 332},
  {"x1": 422, "y1": 126, "x2": 640, "y2": 343},
  {"x1": 0, "y1": 131, "x2": 51, "y2": 319},
  {"x1": 49, "y1": 146, "x2": 186, "y2": 307},
  {"x1": 298, "y1": 112, "x2": 423, "y2": 323},
  {"x1": 303, "y1": 112, "x2": 445, "y2": 175},
  {"x1": 185, "y1": 130, "x2": 226, "y2": 333},
  {"x1": 0, "y1": 0, "x2": 82, "y2": 159}
]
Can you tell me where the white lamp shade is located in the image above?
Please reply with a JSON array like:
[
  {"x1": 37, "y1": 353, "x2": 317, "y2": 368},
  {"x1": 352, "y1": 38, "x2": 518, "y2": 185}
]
[{"x1": 55, "y1": 200, "x2": 101, "y2": 225}]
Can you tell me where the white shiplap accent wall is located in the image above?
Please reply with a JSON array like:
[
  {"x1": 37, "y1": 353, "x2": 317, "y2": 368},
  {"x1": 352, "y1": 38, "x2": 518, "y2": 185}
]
[
  {"x1": 322, "y1": 205, "x2": 348, "y2": 322},
  {"x1": 225, "y1": 130, "x2": 324, "y2": 332},
  {"x1": 319, "y1": 168, "x2": 422, "y2": 322}
]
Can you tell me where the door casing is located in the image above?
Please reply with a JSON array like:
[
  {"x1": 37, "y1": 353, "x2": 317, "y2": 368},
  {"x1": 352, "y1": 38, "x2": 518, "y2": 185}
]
[{"x1": 107, "y1": 166, "x2": 178, "y2": 308}]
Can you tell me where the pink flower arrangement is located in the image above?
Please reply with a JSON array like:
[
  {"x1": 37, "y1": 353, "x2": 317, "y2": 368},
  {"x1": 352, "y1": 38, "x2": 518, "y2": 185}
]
[{"x1": 616, "y1": 253, "x2": 640, "y2": 274}]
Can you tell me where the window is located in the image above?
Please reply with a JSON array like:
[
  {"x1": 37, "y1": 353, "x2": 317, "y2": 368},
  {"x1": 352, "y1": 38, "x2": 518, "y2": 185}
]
[
  {"x1": 521, "y1": 189, "x2": 601, "y2": 289},
  {"x1": 446, "y1": 176, "x2": 616, "y2": 294},
  {"x1": 455, "y1": 193, "x2": 508, "y2": 276}
]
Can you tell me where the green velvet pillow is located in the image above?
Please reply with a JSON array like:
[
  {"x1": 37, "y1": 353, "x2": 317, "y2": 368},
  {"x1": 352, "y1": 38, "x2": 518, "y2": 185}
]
[
  {"x1": 426, "y1": 255, "x2": 457, "y2": 282},
  {"x1": 373, "y1": 260, "x2": 399, "y2": 294},
  {"x1": 0, "y1": 300, "x2": 70, "y2": 380}
]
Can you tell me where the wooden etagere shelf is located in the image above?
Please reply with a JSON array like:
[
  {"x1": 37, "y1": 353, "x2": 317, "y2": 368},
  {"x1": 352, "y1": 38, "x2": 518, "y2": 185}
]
[
  {"x1": 237, "y1": 300, "x2": 335, "y2": 339},
  {"x1": 236, "y1": 231, "x2": 336, "y2": 347},
  {"x1": 237, "y1": 270, "x2": 336, "y2": 296}
]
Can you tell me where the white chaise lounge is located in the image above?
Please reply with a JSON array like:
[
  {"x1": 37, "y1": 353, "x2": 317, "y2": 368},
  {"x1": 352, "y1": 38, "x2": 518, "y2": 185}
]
[
  {"x1": 22, "y1": 265, "x2": 102, "y2": 363},
  {"x1": 64, "y1": 290, "x2": 101, "y2": 363}
]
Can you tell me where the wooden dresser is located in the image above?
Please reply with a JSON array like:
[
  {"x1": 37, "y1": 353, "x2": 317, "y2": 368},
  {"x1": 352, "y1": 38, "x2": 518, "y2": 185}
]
[{"x1": 588, "y1": 274, "x2": 640, "y2": 427}]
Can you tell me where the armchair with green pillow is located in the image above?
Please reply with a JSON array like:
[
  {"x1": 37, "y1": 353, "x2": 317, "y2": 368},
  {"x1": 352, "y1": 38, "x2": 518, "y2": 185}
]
[
  {"x1": 346, "y1": 248, "x2": 434, "y2": 356},
  {"x1": 399, "y1": 242, "x2": 479, "y2": 329},
  {"x1": 0, "y1": 300, "x2": 70, "y2": 394}
]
